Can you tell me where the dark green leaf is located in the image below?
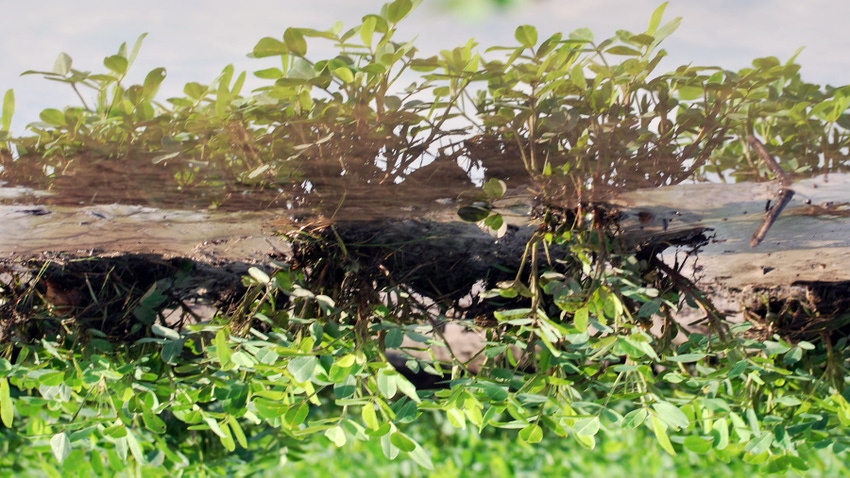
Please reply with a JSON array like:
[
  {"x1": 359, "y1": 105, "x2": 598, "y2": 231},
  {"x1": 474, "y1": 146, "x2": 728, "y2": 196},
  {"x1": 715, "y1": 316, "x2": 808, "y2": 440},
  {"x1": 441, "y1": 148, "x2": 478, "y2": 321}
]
[
  {"x1": 483, "y1": 178, "x2": 507, "y2": 200},
  {"x1": 457, "y1": 206, "x2": 490, "y2": 222}
]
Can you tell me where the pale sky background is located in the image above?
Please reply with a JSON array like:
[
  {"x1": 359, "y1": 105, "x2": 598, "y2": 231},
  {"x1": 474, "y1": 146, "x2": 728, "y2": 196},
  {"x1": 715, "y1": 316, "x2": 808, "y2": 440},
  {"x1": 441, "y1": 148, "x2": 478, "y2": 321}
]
[{"x1": 2, "y1": 0, "x2": 849, "y2": 135}]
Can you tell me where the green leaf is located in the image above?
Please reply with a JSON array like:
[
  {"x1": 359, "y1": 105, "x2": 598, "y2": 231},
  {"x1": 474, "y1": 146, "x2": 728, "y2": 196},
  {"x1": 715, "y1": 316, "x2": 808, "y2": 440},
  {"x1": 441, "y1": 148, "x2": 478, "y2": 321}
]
[
  {"x1": 377, "y1": 368, "x2": 397, "y2": 399},
  {"x1": 569, "y1": 28, "x2": 593, "y2": 42},
  {"x1": 252, "y1": 37, "x2": 288, "y2": 58},
  {"x1": 386, "y1": 0, "x2": 413, "y2": 23},
  {"x1": 395, "y1": 375, "x2": 421, "y2": 404},
  {"x1": 53, "y1": 52, "x2": 72, "y2": 76},
  {"x1": 519, "y1": 424, "x2": 543, "y2": 443},
  {"x1": 711, "y1": 417, "x2": 729, "y2": 450},
  {"x1": 248, "y1": 267, "x2": 270, "y2": 285},
  {"x1": 515, "y1": 25, "x2": 538, "y2": 48},
  {"x1": 653, "y1": 17, "x2": 682, "y2": 45},
  {"x1": 381, "y1": 432, "x2": 399, "y2": 460},
  {"x1": 666, "y1": 353, "x2": 706, "y2": 363},
  {"x1": 574, "y1": 417, "x2": 600, "y2": 437},
  {"x1": 570, "y1": 64, "x2": 586, "y2": 90},
  {"x1": 622, "y1": 408, "x2": 647, "y2": 429},
  {"x1": 683, "y1": 435, "x2": 712, "y2": 453},
  {"x1": 647, "y1": 2, "x2": 668, "y2": 36},
  {"x1": 653, "y1": 401, "x2": 689, "y2": 430},
  {"x1": 142, "y1": 411, "x2": 166, "y2": 434},
  {"x1": 104, "y1": 55, "x2": 128, "y2": 75},
  {"x1": 745, "y1": 431, "x2": 773, "y2": 456},
  {"x1": 676, "y1": 85, "x2": 703, "y2": 101},
  {"x1": 390, "y1": 431, "x2": 416, "y2": 452},
  {"x1": 284, "y1": 28, "x2": 307, "y2": 57},
  {"x1": 1, "y1": 89, "x2": 14, "y2": 131},
  {"x1": 227, "y1": 415, "x2": 248, "y2": 449},
  {"x1": 161, "y1": 339, "x2": 184, "y2": 364},
  {"x1": 51, "y1": 433, "x2": 72, "y2": 463},
  {"x1": 385, "y1": 328, "x2": 403, "y2": 349},
  {"x1": 0, "y1": 378, "x2": 13, "y2": 427},
  {"x1": 362, "y1": 403, "x2": 379, "y2": 430},
  {"x1": 360, "y1": 16, "x2": 377, "y2": 47},
  {"x1": 254, "y1": 67, "x2": 284, "y2": 80},
  {"x1": 325, "y1": 426, "x2": 347, "y2": 447},
  {"x1": 407, "y1": 443, "x2": 435, "y2": 471},
  {"x1": 651, "y1": 415, "x2": 676, "y2": 456},
  {"x1": 38, "y1": 371, "x2": 65, "y2": 387},
  {"x1": 457, "y1": 206, "x2": 490, "y2": 222},
  {"x1": 39, "y1": 108, "x2": 66, "y2": 127},
  {"x1": 151, "y1": 323, "x2": 180, "y2": 340},
  {"x1": 333, "y1": 67, "x2": 355, "y2": 84},
  {"x1": 214, "y1": 329, "x2": 232, "y2": 369},
  {"x1": 285, "y1": 402, "x2": 309, "y2": 427},
  {"x1": 574, "y1": 306, "x2": 589, "y2": 332},
  {"x1": 287, "y1": 355, "x2": 317, "y2": 384},
  {"x1": 483, "y1": 178, "x2": 507, "y2": 200},
  {"x1": 605, "y1": 46, "x2": 641, "y2": 56}
]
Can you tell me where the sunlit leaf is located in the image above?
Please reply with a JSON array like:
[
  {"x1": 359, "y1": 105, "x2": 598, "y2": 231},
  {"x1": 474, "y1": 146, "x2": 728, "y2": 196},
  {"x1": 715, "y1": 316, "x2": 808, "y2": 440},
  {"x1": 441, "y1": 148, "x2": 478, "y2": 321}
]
[
  {"x1": 248, "y1": 266, "x2": 270, "y2": 285},
  {"x1": 653, "y1": 401, "x2": 689, "y2": 430},
  {"x1": 287, "y1": 356, "x2": 318, "y2": 384},
  {"x1": 0, "y1": 379, "x2": 13, "y2": 428},
  {"x1": 651, "y1": 415, "x2": 676, "y2": 455},
  {"x1": 215, "y1": 329, "x2": 232, "y2": 369},
  {"x1": 325, "y1": 426, "x2": 347, "y2": 447},
  {"x1": 408, "y1": 442, "x2": 434, "y2": 470},
  {"x1": 151, "y1": 323, "x2": 180, "y2": 340},
  {"x1": 574, "y1": 306, "x2": 589, "y2": 332},
  {"x1": 362, "y1": 403, "x2": 379, "y2": 430},
  {"x1": 50, "y1": 433, "x2": 71, "y2": 463},
  {"x1": 574, "y1": 417, "x2": 600, "y2": 437}
]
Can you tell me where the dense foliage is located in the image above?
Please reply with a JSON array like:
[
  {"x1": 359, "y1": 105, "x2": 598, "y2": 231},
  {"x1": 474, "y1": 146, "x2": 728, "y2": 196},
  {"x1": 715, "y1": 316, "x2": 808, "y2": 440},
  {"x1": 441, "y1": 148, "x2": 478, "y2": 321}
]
[{"x1": 1, "y1": 1, "x2": 849, "y2": 475}]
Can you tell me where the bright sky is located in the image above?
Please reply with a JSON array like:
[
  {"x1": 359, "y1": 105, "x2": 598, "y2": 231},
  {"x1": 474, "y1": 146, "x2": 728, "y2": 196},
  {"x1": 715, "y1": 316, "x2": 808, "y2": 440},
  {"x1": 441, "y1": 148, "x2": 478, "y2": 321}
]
[{"x1": 2, "y1": 0, "x2": 848, "y2": 134}]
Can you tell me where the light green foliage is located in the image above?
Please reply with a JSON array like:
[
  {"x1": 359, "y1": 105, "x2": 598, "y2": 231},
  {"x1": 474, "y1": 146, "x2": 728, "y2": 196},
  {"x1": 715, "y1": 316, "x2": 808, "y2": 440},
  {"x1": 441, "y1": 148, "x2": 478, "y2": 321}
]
[{"x1": 0, "y1": 0, "x2": 849, "y2": 475}]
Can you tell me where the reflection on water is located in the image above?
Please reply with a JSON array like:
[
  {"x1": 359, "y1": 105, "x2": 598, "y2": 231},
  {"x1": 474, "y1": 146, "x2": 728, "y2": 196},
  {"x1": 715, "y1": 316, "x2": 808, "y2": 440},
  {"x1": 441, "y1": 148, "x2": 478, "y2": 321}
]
[{"x1": 1, "y1": 128, "x2": 848, "y2": 224}]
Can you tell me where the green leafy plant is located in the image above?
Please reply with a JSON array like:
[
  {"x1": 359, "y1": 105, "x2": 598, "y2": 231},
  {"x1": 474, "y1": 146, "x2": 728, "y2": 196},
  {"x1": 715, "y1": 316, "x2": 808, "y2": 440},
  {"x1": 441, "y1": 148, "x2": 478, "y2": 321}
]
[{"x1": 0, "y1": 1, "x2": 849, "y2": 476}]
